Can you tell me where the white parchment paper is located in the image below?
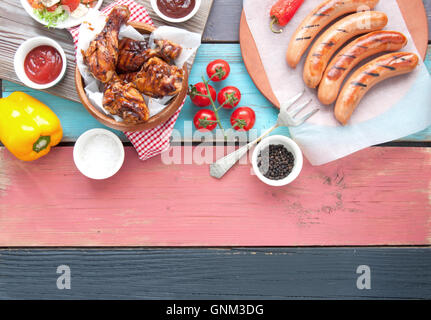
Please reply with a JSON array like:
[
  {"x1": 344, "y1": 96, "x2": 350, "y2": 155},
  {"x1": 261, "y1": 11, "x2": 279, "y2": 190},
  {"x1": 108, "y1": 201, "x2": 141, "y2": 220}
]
[
  {"x1": 244, "y1": 0, "x2": 431, "y2": 165},
  {"x1": 76, "y1": 9, "x2": 201, "y2": 121}
]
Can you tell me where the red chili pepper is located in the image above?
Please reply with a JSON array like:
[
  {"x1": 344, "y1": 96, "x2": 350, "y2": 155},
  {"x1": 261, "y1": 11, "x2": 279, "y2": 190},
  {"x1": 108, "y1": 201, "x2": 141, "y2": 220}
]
[{"x1": 270, "y1": 0, "x2": 304, "y2": 33}]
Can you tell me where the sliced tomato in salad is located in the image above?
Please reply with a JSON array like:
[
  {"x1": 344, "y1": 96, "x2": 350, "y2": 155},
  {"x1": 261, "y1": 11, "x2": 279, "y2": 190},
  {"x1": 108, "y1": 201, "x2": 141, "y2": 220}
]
[
  {"x1": 46, "y1": 4, "x2": 59, "y2": 11},
  {"x1": 27, "y1": 0, "x2": 96, "y2": 27},
  {"x1": 61, "y1": 0, "x2": 80, "y2": 12}
]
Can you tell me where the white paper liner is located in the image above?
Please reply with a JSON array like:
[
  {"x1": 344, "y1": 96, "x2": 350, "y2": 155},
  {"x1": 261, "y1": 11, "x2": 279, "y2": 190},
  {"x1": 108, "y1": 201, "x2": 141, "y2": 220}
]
[
  {"x1": 243, "y1": 0, "x2": 431, "y2": 165},
  {"x1": 76, "y1": 9, "x2": 201, "y2": 122}
]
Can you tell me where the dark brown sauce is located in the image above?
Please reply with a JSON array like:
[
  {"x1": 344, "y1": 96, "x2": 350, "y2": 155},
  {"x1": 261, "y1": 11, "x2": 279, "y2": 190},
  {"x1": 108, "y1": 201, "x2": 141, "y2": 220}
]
[{"x1": 156, "y1": 0, "x2": 196, "y2": 19}]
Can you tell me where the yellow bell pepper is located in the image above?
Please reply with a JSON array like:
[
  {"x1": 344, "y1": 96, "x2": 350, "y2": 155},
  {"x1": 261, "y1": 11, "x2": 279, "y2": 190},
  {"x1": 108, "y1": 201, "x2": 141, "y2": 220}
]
[{"x1": 0, "y1": 92, "x2": 63, "y2": 161}]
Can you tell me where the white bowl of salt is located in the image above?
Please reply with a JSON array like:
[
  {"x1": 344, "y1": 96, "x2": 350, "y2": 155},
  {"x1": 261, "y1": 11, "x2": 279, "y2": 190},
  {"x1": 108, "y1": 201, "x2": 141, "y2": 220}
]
[{"x1": 73, "y1": 129, "x2": 125, "y2": 180}]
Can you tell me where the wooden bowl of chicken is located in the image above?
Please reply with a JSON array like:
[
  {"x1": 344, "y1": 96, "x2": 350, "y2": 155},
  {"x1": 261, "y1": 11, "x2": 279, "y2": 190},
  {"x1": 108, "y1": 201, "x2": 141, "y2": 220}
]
[{"x1": 75, "y1": 20, "x2": 189, "y2": 132}]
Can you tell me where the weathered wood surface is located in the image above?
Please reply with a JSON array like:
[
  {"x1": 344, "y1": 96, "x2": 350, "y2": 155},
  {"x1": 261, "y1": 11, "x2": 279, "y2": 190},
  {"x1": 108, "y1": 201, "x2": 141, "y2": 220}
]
[
  {"x1": 0, "y1": 0, "x2": 213, "y2": 102},
  {"x1": 203, "y1": 0, "x2": 242, "y2": 42},
  {"x1": 0, "y1": 1, "x2": 430, "y2": 300},
  {"x1": 1, "y1": 248, "x2": 430, "y2": 299},
  {"x1": 1, "y1": 146, "x2": 430, "y2": 247}
]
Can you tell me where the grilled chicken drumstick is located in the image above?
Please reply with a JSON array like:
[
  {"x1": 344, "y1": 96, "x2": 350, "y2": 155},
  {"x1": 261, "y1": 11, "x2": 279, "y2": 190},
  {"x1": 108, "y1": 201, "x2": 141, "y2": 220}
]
[
  {"x1": 116, "y1": 38, "x2": 150, "y2": 74},
  {"x1": 82, "y1": 6, "x2": 130, "y2": 83},
  {"x1": 131, "y1": 57, "x2": 184, "y2": 98}
]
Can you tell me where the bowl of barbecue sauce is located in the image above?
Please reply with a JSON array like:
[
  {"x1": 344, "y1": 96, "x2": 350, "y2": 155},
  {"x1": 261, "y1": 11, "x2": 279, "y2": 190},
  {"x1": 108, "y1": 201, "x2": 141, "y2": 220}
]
[
  {"x1": 14, "y1": 37, "x2": 66, "y2": 89},
  {"x1": 151, "y1": 0, "x2": 201, "y2": 23}
]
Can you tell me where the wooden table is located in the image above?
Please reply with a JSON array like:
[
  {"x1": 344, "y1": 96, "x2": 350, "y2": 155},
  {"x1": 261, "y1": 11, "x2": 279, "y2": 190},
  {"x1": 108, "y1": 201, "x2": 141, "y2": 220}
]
[{"x1": 0, "y1": 0, "x2": 431, "y2": 299}]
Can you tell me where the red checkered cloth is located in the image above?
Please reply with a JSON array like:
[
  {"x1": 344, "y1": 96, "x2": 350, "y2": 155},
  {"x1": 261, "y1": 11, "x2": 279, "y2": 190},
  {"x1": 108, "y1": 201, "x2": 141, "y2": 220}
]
[{"x1": 69, "y1": 0, "x2": 185, "y2": 161}]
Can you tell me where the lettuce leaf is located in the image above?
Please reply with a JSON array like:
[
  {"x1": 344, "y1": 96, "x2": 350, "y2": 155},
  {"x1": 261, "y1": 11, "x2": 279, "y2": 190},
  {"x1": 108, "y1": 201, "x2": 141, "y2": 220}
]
[{"x1": 34, "y1": 6, "x2": 69, "y2": 28}]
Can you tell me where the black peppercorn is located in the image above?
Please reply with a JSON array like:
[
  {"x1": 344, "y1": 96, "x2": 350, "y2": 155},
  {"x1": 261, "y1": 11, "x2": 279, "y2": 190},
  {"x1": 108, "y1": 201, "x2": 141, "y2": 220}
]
[{"x1": 257, "y1": 144, "x2": 295, "y2": 180}]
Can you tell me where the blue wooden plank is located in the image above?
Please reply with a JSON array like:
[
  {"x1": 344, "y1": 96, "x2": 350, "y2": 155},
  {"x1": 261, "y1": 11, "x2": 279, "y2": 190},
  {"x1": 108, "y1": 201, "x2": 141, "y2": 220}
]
[
  {"x1": 2, "y1": 44, "x2": 291, "y2": 142},
  {"x1": 3, "y1": 44, "x2": 431, "y2": 143},
  {"x1": 175, "y1": 44, "x2": 291, "y2": 142}
]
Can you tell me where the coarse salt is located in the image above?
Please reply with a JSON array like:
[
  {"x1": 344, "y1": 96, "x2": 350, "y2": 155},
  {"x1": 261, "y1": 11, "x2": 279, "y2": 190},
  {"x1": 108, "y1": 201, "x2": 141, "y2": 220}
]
[{"x1": 79, "y1": 134, "x2": 122, "y2": 177}]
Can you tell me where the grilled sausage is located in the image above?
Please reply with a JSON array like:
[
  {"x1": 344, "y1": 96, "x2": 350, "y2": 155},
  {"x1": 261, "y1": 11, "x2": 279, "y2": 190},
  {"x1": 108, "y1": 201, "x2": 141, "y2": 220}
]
[
  {"x1": 318, "y1": 31, "x2": 407, "y2": 105},
  {"x1": 303, "y1": 11, "x2": 388, "y2": 89},
  {"x1": 334, "y1": 52, "x2": 419, "y2": 125},
  {"x1": 286, "y1": 0, "x2": 380, "y2": 68}
]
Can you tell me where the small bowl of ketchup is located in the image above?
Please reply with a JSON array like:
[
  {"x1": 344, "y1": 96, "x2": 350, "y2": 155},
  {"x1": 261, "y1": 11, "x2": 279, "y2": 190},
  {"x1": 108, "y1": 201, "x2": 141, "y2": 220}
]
[
  {"x1": 151, "y1": 0, "x2": 201, "y2": 23},
  {"x1": 14, "y1": 36, "x2": 66, "y2": 89}
]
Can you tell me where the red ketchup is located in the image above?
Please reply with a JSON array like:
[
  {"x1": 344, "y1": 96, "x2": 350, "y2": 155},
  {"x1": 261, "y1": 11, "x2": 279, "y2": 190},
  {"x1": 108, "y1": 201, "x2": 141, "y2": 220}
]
[{"x1": 24, "y1": 45, "x2": 63, "y2": 84}]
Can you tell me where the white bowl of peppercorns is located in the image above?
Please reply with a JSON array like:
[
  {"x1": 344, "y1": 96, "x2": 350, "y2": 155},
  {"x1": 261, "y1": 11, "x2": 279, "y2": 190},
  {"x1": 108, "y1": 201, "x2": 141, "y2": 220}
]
[{"x1": 252, "y1": 135, "x2": 303, "y2": 187}]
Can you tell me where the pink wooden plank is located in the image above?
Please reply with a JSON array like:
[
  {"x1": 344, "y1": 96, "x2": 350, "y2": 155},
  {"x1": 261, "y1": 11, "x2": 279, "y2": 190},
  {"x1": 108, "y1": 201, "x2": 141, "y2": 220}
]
[{"x1": 0, "y1": 146, "x2": 430, "y2": 246}]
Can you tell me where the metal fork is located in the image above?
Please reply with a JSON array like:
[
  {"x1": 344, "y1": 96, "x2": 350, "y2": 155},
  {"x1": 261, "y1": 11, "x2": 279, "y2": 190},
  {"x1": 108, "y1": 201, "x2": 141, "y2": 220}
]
[{"x1": 210, "y1": 89, "x2": 319, "y2": 179}]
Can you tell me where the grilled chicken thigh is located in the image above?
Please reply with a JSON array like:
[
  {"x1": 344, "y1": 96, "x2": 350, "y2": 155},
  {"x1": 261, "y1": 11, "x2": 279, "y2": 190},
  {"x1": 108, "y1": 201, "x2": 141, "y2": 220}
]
[
  {"x1": 82, "y1": 6, "x2": 130, "y2": 83},
  {"x1": 103, "y1": 76, "x2": 150, "y2": 124},
  {"x1": 116, "y1": 38, "x2": 183, "y2": 74},
  {"x1": 131, "y1": 57, "x2": 184, "y2": 98},
  {"x1": 154, "y1": 39, "x2": 183, "y2": 61}
]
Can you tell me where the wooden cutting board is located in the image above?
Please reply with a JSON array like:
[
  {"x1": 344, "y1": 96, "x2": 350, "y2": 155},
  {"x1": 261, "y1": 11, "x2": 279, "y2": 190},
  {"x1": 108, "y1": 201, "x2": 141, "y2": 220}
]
[
  {"x1": 239, "y1": 0, "x2": 429, "y2": 108},
  {"x1": 0, "y1": 0, "x2": 214, "y2": 102}
]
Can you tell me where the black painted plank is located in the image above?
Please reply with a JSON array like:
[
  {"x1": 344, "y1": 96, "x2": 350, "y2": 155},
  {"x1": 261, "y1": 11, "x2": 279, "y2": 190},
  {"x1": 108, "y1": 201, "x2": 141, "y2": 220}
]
[
  {"x1": 202, "y1": 0, "x2": 242, "y2": 42},
  {"x1": 0, "y1": 248, "x2": 430, "y2": 299}
]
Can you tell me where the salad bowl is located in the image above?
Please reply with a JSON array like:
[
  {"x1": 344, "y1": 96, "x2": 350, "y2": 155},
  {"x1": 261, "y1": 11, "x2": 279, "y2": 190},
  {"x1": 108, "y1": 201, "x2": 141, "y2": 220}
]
[{"x1": 21, "y1": 0, "x2": 104, "y2": 28}]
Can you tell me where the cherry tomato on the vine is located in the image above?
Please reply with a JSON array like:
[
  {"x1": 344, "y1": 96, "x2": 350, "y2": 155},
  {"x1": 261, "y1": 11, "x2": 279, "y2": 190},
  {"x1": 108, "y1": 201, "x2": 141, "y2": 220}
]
[
  {"x1": 189, "y1": 82, "x2": 217, "y2": 107},
  {"x1": 194, "y1": 109, "x2": 218, "y2": 132},
  {"x1": 206, "y1": 59, "x2": 230, "y2": 82},
  {"x1": 217, "y1": 86, "x2": 241, "y2": 109},
  {"x1": 230, "y1": 107, "x2": 256, "y2": 131}
]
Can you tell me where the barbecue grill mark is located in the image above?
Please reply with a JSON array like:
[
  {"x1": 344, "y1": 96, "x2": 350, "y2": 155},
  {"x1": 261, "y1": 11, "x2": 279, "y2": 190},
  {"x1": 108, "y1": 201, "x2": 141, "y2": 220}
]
[
  {"x1": 303, "y1": 24, "x2": 320, "y2": 29},
  {"x1": 342, "y1": 54, "x2": 357, "y2": 59},
  {"x1": 296, "y1": 36, "x2": 312, "y2": 41},
  {"x1": 352, "y1": 82, "x2": 368, "y2": 88},
  {"x1": 322, "y1": 41, "x2": 335, "y2": 47},
  {"x1": 391, "y1": 56, "x2": 408, "y2": 62},
  {"x1": 356, "y1": 45, "x2": 368, "y2": 49},
  {"x1": 378, "y1": 64, "x2": 396, "y2": 71},
  {"x1": 364, "y1": 72, "x2": 380, "y2": 77},
  {"x1": 314, "y1": 13, "x2": 329, "y2": 16},
  {"x1": 333, "y1": 66, "x2": 347, "y2": 71},
  {"x1": 337, "y1": 29, "x2": 348, "y2": 33}
]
